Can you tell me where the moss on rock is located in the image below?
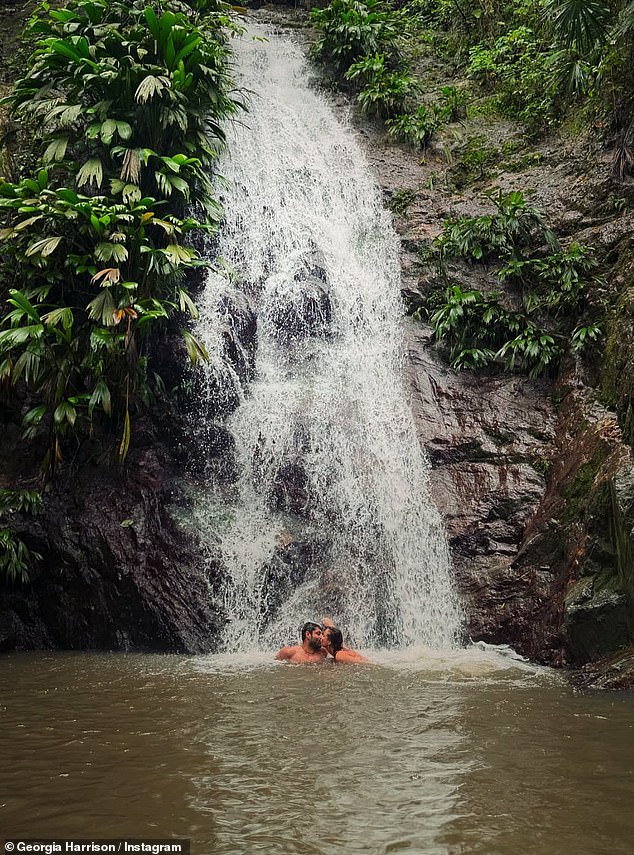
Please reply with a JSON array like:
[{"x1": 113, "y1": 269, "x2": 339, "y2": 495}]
[{"x1": 602, "y1": 282, "x2": 634, "y2": 445}]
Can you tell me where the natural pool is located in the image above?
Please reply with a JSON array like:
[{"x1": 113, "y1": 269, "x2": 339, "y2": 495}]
[{"x1": 1, "y1": 647, "x2": 633, "y2": 854}]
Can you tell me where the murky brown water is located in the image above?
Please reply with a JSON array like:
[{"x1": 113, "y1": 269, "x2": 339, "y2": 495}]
[{"x1": 1, "y1": 647, "x2": 633, "y2": 854}]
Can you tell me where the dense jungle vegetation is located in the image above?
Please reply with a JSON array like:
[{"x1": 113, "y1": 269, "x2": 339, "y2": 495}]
[
  {"x1": 1, "y1": 0, "x2": 634, "y2": 587},
  {"x1": 0, "y1": 0, "x2": 243, "y2": 580},
  {"x1": 310, "y1": 0, "x2": 634, "y2": 377}
]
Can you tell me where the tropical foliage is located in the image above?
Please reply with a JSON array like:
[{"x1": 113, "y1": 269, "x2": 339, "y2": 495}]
[
  {"x1": 0, "y1": 0, "x2": 243, "y2": 477},
  {"x1": 0, "y1": 489, "x2": 42, "y2": 583},
  {"x1": 412, "y1": 191, "x2": 604, "y2": 377},
  {"x1": 5, "y1": 0, "x2": 242, "y2": 215},
  {"x1": 434, "y1": 189, "x2": 556, "y2": 263},
  {"x1": 345, "y1": 53, "x2": 419, "y2": 118},
  {"x1": 312, "y1": 0, "x2": 634, "y2": 165},
  {"x1": 0, "y1": 171, "x2": 210, "y2": 472},
  {"x1": 310, "y1": 0, "x2": 402, "y2": 73}
]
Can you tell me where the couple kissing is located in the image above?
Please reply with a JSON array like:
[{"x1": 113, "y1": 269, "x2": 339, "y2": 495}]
[{"x1": 275, "y1": 619, "x2": 368, "y2": 664}]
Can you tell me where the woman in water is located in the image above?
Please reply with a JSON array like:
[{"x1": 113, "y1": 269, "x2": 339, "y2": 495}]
[{"x1": 322, "y1": 621, "x2": 368, "y2": 664}]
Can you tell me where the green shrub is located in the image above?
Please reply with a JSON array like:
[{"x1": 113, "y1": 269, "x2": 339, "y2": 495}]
[
  {"x1": 3, "y1": 0, "x2": 242, "y2": 219},
  {"x1": 415, "y1": 283, "x2": 562, "y2": 376},
  {"x1": 310, "y1": 0, "x2": 402, "y2": 73},
  {"x1": 346, "y1": 53, "x2": 419, "y2": 117},
  {"x1": 498, "y1": 242, "x2": 600, "y2": 315},
  {"x1": 434, "y1": 85, "x2": 469, "y2": 121},
  {"x1": 435, "y1": 189, "x2": 556, "y2": 263},
  {"x1": 0, "y1": 171, "x2": 209, "y2": 472},
  {"x1": 0, "y1": 0, "x2": 242, "y2": 474},
  {"x1": 414, "y1": 283, "x2": 564, "y2": 377},
  {"x1": 447, "y1": 134, "x2": 500, "y2": 186},
  {"x1": 467, "y1": 26, "x2": 556, "y2": 132},
  {"x1": 386, "y1": 104, "x2": 437, "y2": 146},
  {"x1": 412, "y1": 188, "x2": 603, "y2": 378},
  {"x1": 388, "y1": 188, "x2": 416, "y2": 215},
  {"x1": 0, "y1": 489, "x2": 42, "y2": 584}
]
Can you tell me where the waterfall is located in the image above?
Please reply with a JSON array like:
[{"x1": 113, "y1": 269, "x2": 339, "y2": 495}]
[{"x1": 194, "y1": 23, "x2": 462, "y2": 652}]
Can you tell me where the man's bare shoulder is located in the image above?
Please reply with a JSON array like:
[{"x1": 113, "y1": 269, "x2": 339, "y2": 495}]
[
  {"x1": 275, "y1": 644, "x2": 302, "y2": 661},
  {"x1": 275, "y1": 646, "x2": 328, "y2": 663}
]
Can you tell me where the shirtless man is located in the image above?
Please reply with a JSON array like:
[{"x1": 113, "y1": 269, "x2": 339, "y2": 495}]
[{"x1": 274, "y1": 621, "x2": 328, "y2": 663}]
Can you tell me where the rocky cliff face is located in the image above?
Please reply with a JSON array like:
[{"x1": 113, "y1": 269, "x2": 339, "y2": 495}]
[
  {"x1": 405, "y1": 323, "x2": 561, "y2": 662},
  {"x1": 0, "y1": 453, "x2": 221, "y2": 653},
  {"x1": 357, "y1": 115, "x2": 634, "y2": 679}
]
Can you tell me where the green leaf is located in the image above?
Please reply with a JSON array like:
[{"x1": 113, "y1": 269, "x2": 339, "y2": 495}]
[
  {"x1": 119, "y1": 408, "x2": 131, "y2": 462},
  {"x1": 144, "y1": 5, "x2": 160, "y2": 38},
  {"x1": 116, "y1": 121, "x2": 132, "y2": 141},
  {"x1": 178, "y1": 288, "x2": 199, "y2": 319},
  {"x1": 55, "y1": 188, "x2": 79, "y2": 204},
  {"x1": 42, "y1": 307, "x2": 73, "y2": 329},
  {"x1": 87, "y1": 289, "x2": 116, "y2": 325},
  {"x1": 135, "y1": 75, "x2": 168, "y2": 103},
  {"x1": 25, "y1": 236, "x2": 62, "y2": 257},
  {"x1": 43, "y1": 137, "x2": 68, "y2": 163},
  {"x1": 89, "y1": 378, "x2": 111, "y2": 416},
  {"x1": 0, "y1": 327, "x2": 36, "y2": 348},
  {"x1": 90, "y1": 328, "x2": 115, "y2": 349},
  {"x1": 58, "y1": 104, "x2": 82, "y2": 126},
  {"x1": 54, "y1": 400, "x2": 77, "y2": 427},
  {"x1": 164, "y1": 243, "x2": 195, "y2": 264},
  {"x1": 167, "y1": 174, "x2": 189, "y2": 194},
  {"x1": 100, "y1": 119, "x2": 117, "y2": 144},
  {"x1": 14, "y1": 215, "x2": 43, "y2": 232},
  {"x1": 13, "y1": 348, "x2": 42, "y2": 384},
  {"x1": 23, "y1": 406, "x2": 46, "y2": 427},
  {"x1": 182, "y1": 329, "x2": 209, "y2": 365},
  {"x1": 76, "y1": 158, "x2": 104, "y2": 189},
  {"x1": 122, "y1": 184, "x2": 141, "y2": 204},
  {"x1": 95, "y1": 242, "x2": 128, "y2": 263}
]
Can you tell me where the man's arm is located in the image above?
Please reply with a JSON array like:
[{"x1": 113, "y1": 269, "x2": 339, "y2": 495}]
[{"x1": 275, "y1": 646, "x2": 294, "y2": 661}]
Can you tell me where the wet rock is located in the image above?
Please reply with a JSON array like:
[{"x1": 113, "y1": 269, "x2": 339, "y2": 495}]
[
  {"x1": 404, "y1": 320, "x2": 560, "y2": 658},
  {"x1": 270, "y1": 273, "x2": 332, "y2": 343},
  {"x1": 271, "y1": 461, "x2": 312, "y2": 517},
  {"x1": 263, "y1": 536, "x2": 330, "y2": 620},
  {"x1": 197, "y1": 363, "x2": 242, "y2": 420},
  {"x1": 219, "y1": 290, "x2": 257, "y2": 384},
  {"x1": 0, "y1": 453, "x2": 223, "y2": 653},
  {"x1": 574, "y1": 647, "x2": 634, "y2": 690},
  {"x1": 521, "y1": 385, "x2": 634, "y2": 665},
  {"x1": 564, "y1": 577, "x2": 631, "y2": 665},
  {"x1": 188, "y1": 424, "x2": 237, "y2": 483}
]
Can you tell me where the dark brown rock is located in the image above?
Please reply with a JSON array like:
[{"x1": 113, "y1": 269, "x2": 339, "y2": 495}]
[
  {"x1": 219, "y1": 290, "x2": 257, "y2": 384},
  {"x1": 0, "y1": 449, "x2": 223, "y2": 653},
  {"x1": 404, "y1": 321, "x2": 561, "y2": 660},
  {"x1": 269, "y1": 273, "x2": 332, "y2": 344}
]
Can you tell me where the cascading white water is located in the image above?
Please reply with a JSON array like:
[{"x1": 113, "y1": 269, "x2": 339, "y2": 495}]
[{"x1": 194, "y1": 23, "x2": 462, "y2": 652}]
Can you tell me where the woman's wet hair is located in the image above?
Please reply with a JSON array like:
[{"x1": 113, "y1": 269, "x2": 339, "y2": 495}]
[{"x1": 326, "y1": 626, "x2": 344, "y2": 654}]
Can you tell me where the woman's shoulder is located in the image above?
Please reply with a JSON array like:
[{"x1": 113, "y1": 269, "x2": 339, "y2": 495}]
[{"x1": 335, "y1": 648, "x2": 369, "y2": 664}]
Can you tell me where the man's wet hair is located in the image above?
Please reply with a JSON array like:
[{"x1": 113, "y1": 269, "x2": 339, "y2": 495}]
[
  {"x1": 326, "y1": 626, "x2": 344, "y2": 655},
  {"x1": 301, "y1": 621, "x2": 322, "y2": 641}
]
